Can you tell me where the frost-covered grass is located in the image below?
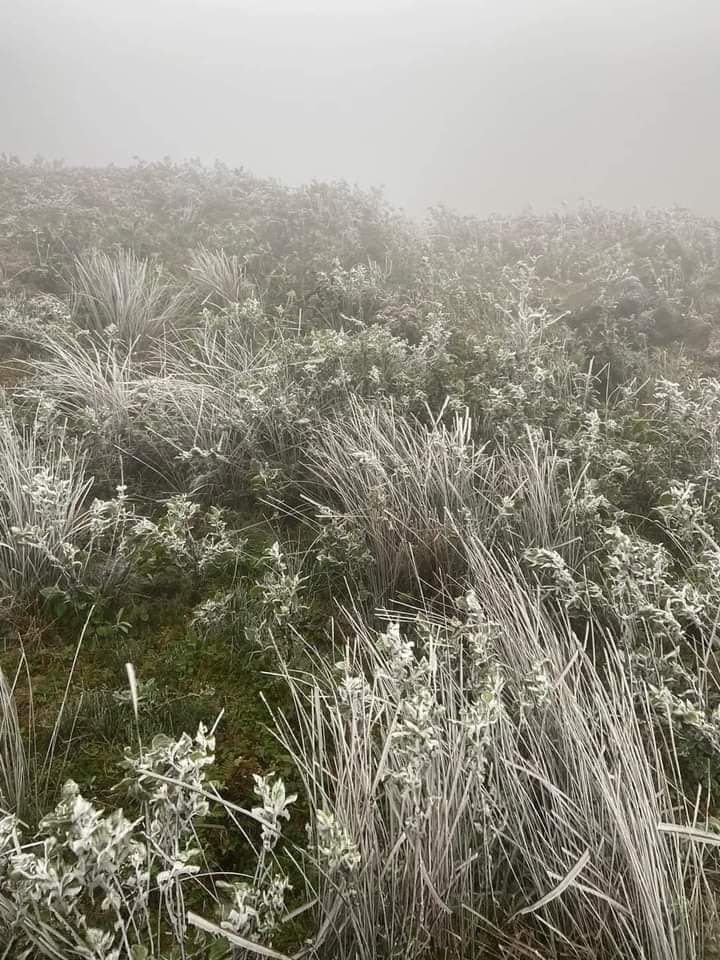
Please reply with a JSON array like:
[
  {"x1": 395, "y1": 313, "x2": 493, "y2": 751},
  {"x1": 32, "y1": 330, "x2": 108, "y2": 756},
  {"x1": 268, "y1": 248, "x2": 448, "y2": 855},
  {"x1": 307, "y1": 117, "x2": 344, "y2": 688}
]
[
  {"x1": 72, "y1": 248, "x2": 190, "y2": 343},
  {"x1": 187, "y1": 246, "x2": 253, "y2": 307},
  {"x1": 2, "y1": 160, "x2": 720, "y2": 957},
  {"x1": 274, "y1": 561, "x2": 716, "y2": 960},
  {"x1": 0, "y1": 413, "x2": 92, "y2": 602}
]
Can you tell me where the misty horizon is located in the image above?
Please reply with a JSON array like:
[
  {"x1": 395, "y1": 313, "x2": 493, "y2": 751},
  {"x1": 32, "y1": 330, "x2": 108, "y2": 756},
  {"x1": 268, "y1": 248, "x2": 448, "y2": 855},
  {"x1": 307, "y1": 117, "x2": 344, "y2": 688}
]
[{"x1": 2, "y1": 0, "x2": 720, "y2": 218}]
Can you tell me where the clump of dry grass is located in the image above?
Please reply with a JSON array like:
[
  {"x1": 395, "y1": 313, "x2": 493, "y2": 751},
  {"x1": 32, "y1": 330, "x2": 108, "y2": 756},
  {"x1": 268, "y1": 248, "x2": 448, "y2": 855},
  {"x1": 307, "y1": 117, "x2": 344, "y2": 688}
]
[
  {"x1": 302, "y1": 397, "x2": 495, "y2": 599},
  {"x1": 0, "y1": 412, "x2": 92, "y2": 602},
  {"x1": 302, "y1": 399, "x2": 587, "y2": 604},
  {"x1": 272, "y1": 548, "x2": 717, "y2": 959},
  {"x1": 72, "y1": 248, "x2": 187, "y2": 341},
  {"x1": 187, "y1": 246, "x2": 252, "y2": 306}
]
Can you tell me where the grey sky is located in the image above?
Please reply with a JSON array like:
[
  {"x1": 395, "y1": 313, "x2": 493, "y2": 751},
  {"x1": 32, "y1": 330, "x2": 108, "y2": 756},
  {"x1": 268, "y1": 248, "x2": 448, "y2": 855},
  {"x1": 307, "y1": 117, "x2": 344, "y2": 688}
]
[{"x1": 2, "y1": 0, "x2": 719, "y2": 216}]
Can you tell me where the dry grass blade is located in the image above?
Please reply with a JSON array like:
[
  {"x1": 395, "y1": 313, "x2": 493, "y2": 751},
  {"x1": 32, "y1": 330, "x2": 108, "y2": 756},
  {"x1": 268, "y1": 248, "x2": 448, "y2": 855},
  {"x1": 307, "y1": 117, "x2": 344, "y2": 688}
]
[
  {"x1": 0, "y1": 665, "x2": 26, "y2": 815},
  {"x1": 187, "y1": 911, "x2": 292, "y2": 959},
  {"x1": 658, "y1": 823, "x2": 720, "y2": 846},
  {"x1": 513, "y1": 849, "x2": 591, "y2": 917}
]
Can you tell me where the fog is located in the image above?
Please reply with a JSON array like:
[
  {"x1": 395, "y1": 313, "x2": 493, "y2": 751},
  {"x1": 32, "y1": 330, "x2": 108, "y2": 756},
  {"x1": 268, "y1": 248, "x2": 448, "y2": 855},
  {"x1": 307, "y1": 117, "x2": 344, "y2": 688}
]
[{"x1": 2, "y1": 0, "x2": 719, "y2": 216}]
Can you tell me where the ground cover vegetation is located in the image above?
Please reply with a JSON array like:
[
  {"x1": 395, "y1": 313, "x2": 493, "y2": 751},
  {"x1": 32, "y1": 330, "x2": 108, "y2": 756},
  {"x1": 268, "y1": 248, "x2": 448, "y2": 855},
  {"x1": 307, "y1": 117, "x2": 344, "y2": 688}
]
[{"x1": 2, "y1": 156, "x2": 720, "y2": 957}]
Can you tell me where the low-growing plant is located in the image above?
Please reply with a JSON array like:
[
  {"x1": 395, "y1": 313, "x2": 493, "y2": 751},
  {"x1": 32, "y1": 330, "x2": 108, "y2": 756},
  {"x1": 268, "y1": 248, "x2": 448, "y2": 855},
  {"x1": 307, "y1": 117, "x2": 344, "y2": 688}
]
[{"x1": 0, "y1": 668, "x2": 303, "y2": 960}]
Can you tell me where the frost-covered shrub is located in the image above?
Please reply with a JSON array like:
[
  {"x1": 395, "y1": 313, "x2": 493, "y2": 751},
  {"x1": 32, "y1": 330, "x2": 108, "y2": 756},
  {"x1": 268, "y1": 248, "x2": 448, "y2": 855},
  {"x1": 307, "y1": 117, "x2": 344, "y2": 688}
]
[
  {"x1": 82, "y1": 492, "x2": 248, "y2": 598},
  {"x1": 0, "y1": 720, "x2": 299, "y2": 960},
  {"x1": 0, "y1": 294, "x2": 70, "y2": 355},
  {"x1": 189, "y1": 540, "x2": 309, "y2": 654}
]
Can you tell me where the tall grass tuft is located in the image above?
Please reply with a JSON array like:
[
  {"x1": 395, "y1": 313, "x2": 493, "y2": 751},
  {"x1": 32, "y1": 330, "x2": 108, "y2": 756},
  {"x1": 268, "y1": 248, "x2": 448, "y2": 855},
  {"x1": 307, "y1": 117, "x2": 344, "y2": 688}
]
[
  {"x1": 303, "y1": 399, "x2": 587, "y2": 603},
  {"x1": 72, "y1": 248, "x2": 186, "y2": 342},
  {"x1": 27, "y1": 329, "x2": 141, "y2": 428},
  {"x1": 187, "y1": 246, "x2": 251, "y2": 306},
  {"x1": 303, "y1": 397, "x2": 495, "y2": 600},
  {"x1": 273, "y1": 551, "x2": 716, "y2": 959},
  {"x1": 0, "y1": 413, "x2": 92, "y2": 601}
]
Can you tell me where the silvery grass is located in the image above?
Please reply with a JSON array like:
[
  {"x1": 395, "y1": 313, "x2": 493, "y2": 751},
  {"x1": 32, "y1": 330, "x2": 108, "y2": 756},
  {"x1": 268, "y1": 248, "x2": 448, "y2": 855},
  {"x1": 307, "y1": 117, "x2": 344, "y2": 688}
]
[
  {"x1": 0, "y1": 632, "x2": 87, "y2": 823},
  {"x1": 0, "y1": 412, "x2": 92, "y2": 602},
  {"x1": 72, "y1": 248, "x2": 189, "y2": 343},
  {"x1": 19, "y1": 329, "x2": 173, "y2": 487},
  {"x1": 27, "y1": 317, "x2": 296, "y2": 493},
  {"x1": 25, "y1": 326, "x2": 242, "y2": 490},
  {"x1": 145, "y1": 319, "x2": 303, "y2": 490},
  {"x1": 187, "y1": 246, "x2": 253, "y2": 307},
  {"x1": 26, "y1": 328, "x2": 142, "y2": 435},
  {"x1": 461, "y1": 546, "x2": 715, "y2": 959},
  {"x1": 157, "y1": 313, "x2": 286, "y2": 389},
  {"x1": 0, "y1": 664, "x2": 25, "y2": 816},
  {"x1": 303, "y1": 398, "x2": 588, "y2": 603},
  {"x1": 302, "y1": 397, "x2": 495, "y2": 600},
  {"x1": 271, "y1": 551, "x2": 718, "y2": 960}
]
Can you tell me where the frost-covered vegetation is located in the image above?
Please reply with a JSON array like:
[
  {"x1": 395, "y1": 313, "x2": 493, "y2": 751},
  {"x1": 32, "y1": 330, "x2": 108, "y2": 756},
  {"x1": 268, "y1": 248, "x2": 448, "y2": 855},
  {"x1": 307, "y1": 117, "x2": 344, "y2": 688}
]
[{"x1": 2, "y1": 156, "x2": 720, "y2": 958}]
